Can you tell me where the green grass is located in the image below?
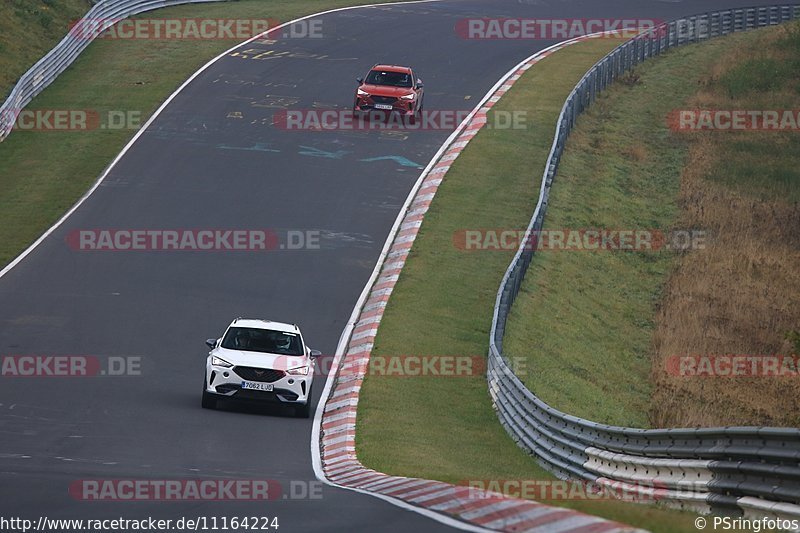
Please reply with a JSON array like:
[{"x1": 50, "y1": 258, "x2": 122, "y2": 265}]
[
  {"x1": 720, "y1": 57, "x2": 795, "y2": 97},
  {"x1": 645, "y1": 22, "x2": 800, "y2": 428},
  {"x1": 711, "y1": 22, "x2": 800, "y2": 202},
  {"x1": 720, "y1": 23, "x2": 800, "y2": 99},
  {"x1": 0, "y1": 0, "x2": 92, "y2": 98},
  {"x1": 711, "y1": 135, "x2": 800, "y2": 201},
  {"x1": 499, "y1": 37, "x2": 742, "y2": 428},
  {"x1": 504, "y1": 26, "x2": 793, "y2": 427},
  {"x1": 357, "y1": 37, "x2": 699, "y2": 531},
  {"x1": 0, "y1": 0, "x2": 415, "y2": 267}
]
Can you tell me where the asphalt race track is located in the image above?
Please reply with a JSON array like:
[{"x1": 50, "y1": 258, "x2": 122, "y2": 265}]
[{"x1": 0, "y1": 0, "x2": 794, "y2": 531}]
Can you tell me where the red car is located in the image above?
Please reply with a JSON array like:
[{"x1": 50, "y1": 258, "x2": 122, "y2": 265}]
[{"x1": 354, "y1": 64, "x2": 424, "y2": 121}]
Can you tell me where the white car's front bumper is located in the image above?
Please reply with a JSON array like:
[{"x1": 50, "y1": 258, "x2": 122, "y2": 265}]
[{"x1": 205, "y1": 361, "x2": 312, "y2": 404}]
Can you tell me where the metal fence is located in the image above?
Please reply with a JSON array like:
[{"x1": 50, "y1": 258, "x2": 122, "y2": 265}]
[
  {"x1": 0, "y1": 0, "x2": 230, "y2": 142},
  {"x1": 488, "y1": 4, "x2": 800, "y2": 522}
]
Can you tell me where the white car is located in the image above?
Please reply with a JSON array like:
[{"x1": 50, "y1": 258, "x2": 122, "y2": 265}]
[{"x1": 202, "y1": 318, "x2": 321, "y2": 418}]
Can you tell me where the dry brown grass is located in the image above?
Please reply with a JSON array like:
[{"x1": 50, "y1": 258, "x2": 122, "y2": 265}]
[
  {"x1": 650, "y1": 143, "x2": 800, "y2": 427},
  {"x1": 622, "y1": 143, "x2": 648, "y2": 162},
  {"x1": 649, "y1": 25, "x2": 800, "y2": 428}
]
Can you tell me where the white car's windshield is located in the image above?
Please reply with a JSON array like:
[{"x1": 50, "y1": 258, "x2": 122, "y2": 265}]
[{"x1": 221, "y1": 327, "x2": 304, "y2": 356}]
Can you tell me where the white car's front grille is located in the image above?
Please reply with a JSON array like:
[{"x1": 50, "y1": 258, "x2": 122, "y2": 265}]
[{"x1": 233, "y1": 366, "x2": 285, "y2": 383}]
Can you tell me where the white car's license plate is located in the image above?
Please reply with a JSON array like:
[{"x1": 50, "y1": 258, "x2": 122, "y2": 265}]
[
  {"x1": 241, "y1": 381, "x2": 273, "y2": 392},
  {"x1": 374, "y1": 104, "x2": 393, "y2": 110}
]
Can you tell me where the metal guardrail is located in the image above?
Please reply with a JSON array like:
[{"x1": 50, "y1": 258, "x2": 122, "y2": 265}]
[
  {"x1": 0, "y1": 0, "x2": 230, "y2": 143},
  {"x1": 488, "y1": 4, "x2": 800, "y2": 522}
]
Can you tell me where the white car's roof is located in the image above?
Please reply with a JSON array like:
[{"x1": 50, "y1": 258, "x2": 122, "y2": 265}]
[{"x1": 230, "y1": 318, "x2": 300, "y2": 334}]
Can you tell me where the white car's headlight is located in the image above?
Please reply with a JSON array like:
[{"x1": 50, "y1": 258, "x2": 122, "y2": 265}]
[
  {"x1": 357, "y1": 88, "x2": 368, "y2": 96},
  {"x1": 286, "y1": 365, "x2": 310, "y2": 376},
  {"x1": 400, "y1": 93, "x2": 416, "y2": 100},
  {"x1": 211, "y1": 356, "x2": 233, "y2": 368}
]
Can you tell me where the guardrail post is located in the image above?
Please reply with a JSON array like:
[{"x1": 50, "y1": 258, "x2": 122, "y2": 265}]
[
  {"x1": 512, "y1": 264, "x2": 523, "y2": 299},
  {"x1": 721, "y1": 10, "x2": 732, "y2": 35},
  {"x1": 571, "y1": 98, "x2": 578, "y2": 128},
  {"x1": 625, "y1": 42, "x2": 632, "y2": 70},
  {"x1": 700, "y1": 14, "x2": 710, "y2": 40},
  {"x1": 670, "y1": 20, "x2": 678, "y2": 48},
  {"x1": 653, "y1": 28, "x2": 661, "y2": 56},
  {"x1": 598, "y1": 61, "x2": 605, "y2": 92}
]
